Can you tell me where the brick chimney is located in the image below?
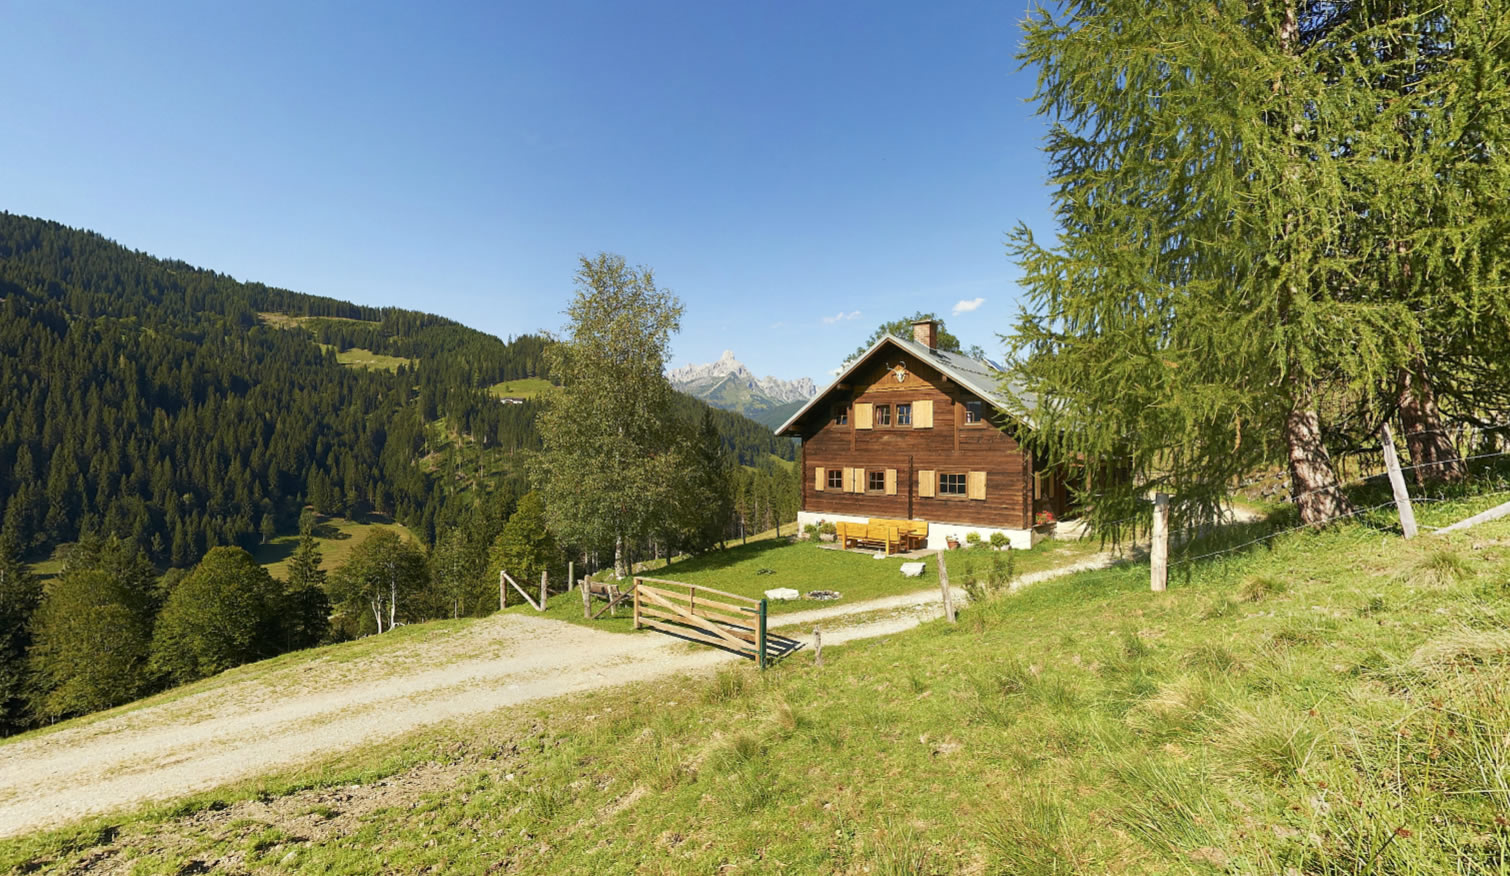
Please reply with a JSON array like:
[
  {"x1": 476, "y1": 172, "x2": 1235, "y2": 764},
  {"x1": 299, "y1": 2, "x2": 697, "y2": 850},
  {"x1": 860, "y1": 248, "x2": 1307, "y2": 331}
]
[{"x1": 912, "y1": 319, "x2": 937, "y2": 351}]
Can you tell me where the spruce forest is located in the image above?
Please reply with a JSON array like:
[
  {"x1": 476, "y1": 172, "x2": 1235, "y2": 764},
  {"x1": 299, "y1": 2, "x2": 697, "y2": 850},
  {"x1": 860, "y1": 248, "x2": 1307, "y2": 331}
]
[{"x1": 0, "y1": 212, "x2": 799, "y2": 732}]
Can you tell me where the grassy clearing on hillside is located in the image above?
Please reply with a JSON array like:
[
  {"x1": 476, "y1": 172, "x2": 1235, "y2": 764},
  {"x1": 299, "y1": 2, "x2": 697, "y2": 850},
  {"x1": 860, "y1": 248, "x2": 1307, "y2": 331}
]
[
  {"x1": 323, "y1": 345, "x2": 414, "y2": 372},
  {"x1": 9, "y1": 512, "x2": 1510, "y2": 874},
  {"x1": 252, "y1": 515, "x2": 417, "y2": 579},
  {"x1": 487, "y1": 377, "x2": 553, "y2": 399}
]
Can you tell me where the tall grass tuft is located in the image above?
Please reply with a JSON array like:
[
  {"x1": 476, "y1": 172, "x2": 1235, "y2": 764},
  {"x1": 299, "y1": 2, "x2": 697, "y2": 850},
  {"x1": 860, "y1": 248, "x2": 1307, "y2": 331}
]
[
  {"x1": 1238, "y1": 574, "x2": 1287, "y2": 602},
  {"x1": 704, "y1": 669, "x2": 746, "y2": 704},
  {"x1": 1216, "y1": 704, "x2": 1321, "y2": 780},
  {"x1": 978, "y1": 788, "x2": 1087, "y2": 874},
  {"x1": 1403, "y1": 548, "x2": 1473, "y2": 588}
]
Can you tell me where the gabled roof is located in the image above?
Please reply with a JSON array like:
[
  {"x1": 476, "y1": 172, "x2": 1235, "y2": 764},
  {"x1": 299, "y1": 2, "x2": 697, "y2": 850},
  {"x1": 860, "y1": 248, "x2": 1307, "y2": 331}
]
[{"x1": 775, "y1": 334, "x2": 1035, "y2": 436}]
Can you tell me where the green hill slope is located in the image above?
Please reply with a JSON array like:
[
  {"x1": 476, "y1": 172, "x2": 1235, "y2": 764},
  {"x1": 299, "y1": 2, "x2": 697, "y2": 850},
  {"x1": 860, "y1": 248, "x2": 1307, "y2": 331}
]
[
  {"x1": 7, "y1": 495, "x2": 1509, "y2": 873},
  {"x1": 0, "y1": 212, "x2": 793, "y2": 565}
]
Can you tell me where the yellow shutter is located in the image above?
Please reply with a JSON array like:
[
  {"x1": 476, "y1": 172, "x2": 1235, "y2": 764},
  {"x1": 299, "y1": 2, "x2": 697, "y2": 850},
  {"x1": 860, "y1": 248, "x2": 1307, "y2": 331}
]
[
  {"x1": 841, "y1": 467, "x2": 852, "y2": 493},
  {"x1": 885, "y1": 469, "x2": 897, "y2": 495},
  {"x1": 815, "y1": 466, "x2": 825, "y2": 492},
  {"x1": 854, "y1": 403, "x2": 874, "y2": 429},
  {"x1": 968, "y1": 471, "x2": 987, "y2": 500},
  {"x1": 913, "y1": 399, "x2": 933, "y2": 429},
  {"x1": 918, "y1": 470, "x2": 935, "y2": 498},
  {"x1": 853, "y1": 468, "x2": 866, "y2": 493}
]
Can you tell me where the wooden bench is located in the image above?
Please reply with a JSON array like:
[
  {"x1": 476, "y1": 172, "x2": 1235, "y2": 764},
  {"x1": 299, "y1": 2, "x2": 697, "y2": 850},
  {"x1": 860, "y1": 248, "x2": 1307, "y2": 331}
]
[{"x1": 835, "y1": 519, "x2": 929, "y2": 555}]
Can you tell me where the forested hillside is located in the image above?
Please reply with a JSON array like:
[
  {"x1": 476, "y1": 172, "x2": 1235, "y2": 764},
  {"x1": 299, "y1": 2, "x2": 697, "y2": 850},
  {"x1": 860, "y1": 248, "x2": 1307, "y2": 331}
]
[{"x1": 0, "y1": 213, "x2": 792, "y2": 567}]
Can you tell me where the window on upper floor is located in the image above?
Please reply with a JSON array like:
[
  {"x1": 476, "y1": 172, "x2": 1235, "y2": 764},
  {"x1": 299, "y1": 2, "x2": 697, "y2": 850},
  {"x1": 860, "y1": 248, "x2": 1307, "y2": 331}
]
[
  {"x1": 833, "y1": 405, "x2": 848, "y2": 425},
  {"x1": 896, "y1": 403, "x2": 911, "y2": 425},
  {"x1": 875, "y1": 404, "x2": 890, "y2": 426},
  {"x1": 964, "y1": 400, "x2": 983, "y2": 424}
]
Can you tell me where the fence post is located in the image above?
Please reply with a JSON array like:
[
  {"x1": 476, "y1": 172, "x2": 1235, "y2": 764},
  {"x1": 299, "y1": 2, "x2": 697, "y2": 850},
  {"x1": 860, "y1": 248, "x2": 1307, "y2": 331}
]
[
  {"x1": 1380, "y1": 423, "x2": 1418, "y2": 539},
  {"x1": 568, "y1": 561, "x2": 574, "y2": 592},
  {"x1": 499, "y1": 569, "x2": 506, "y2": 611},
  {"x1": 633, "y1": 578, "x2": 641, "y2": 629},
  {"x1": 1151, "y1": 492, "x2": 1169, "y2": 592},
  {"x1": 938, "y1": 551, "x2": 956, "y2": 623},
  {"x1": 581, "y1": 578, "x2": 591, "y2": 619},
  {"x1": 758, "y1": 599, "x2": 768, "y2": 671},
  {"x1": 813, "y1": 627, "x2": 822, "y2": 667},
  {"x1": 539, "y1": 570, "x2": 548, "y2": 611}
]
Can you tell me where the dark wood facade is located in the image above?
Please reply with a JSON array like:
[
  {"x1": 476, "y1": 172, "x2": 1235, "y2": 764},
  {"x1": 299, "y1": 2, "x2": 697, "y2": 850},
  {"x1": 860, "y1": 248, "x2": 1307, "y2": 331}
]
[{"x1": 786, "y1": 344, "x2": 1068, "y2": 531}]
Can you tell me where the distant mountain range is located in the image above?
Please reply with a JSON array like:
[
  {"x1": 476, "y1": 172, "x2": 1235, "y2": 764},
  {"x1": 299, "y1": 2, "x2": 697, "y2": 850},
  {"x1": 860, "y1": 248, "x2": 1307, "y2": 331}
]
[{"x1": 668, "y1": 351, "x2": 817, "y2": 430}]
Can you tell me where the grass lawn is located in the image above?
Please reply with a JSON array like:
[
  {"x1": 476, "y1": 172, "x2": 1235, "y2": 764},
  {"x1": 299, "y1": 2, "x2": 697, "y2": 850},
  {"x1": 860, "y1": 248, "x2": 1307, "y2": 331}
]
[
  {"x1": 487, "y1": 377, "x2": 553, "y2": 399},
  {"x1": 252, "y1": 514, "x2": 418, "y2": 579},
  {"x1": 514, "y1": 537, "x2": 942, "y2": 634},
  {"x1": 11, "y1": 509, "x2": 1510, "y2": 874}
]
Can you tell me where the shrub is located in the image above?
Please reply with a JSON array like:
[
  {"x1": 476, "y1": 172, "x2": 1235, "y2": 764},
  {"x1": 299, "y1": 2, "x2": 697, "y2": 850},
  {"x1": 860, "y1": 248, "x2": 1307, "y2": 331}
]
[
  {"x1": 818, "y1": 521, "x2": 837, "y2": 537},
  {"x1": 989, "y1": 531, "x2": 1010, "y2": 550},
  {"x1": 965, "y1": 532, "x2": 983, "y2": 547},
  {"x1": 803, "y1": 523, "x2": 819, "y2": 539}
]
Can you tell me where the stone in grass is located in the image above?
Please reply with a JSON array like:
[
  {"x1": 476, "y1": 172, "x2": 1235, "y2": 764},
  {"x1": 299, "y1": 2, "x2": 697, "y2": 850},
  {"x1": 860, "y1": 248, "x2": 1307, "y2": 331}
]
[
  {"x1": 807, "y1": 590, "x2": 842, "y2": 601},
  {"x1": 764, "y1": 588, "x2": 800, "y2": 601},
  {"x1": 899, "y1": 562, "x2": 926, "y2": 578}
]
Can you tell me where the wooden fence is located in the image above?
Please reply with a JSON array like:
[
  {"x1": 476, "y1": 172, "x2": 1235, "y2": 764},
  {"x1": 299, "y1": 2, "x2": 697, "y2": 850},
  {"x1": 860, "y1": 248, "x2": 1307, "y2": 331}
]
[{"x1": 631, "y1": 577, "x2": 797, "y2": 669}]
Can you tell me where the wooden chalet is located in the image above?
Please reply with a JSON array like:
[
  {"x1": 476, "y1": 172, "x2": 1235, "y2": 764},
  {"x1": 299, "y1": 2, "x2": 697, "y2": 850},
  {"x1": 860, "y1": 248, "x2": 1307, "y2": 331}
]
[{"x1": 776, "y1": 320, "x2": 1070, "y2": 550}]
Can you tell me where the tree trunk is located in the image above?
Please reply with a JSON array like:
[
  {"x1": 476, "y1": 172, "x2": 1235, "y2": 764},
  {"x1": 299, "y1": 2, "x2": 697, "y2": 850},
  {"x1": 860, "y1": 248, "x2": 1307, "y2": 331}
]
[
  {"x1": 1286, "y1": 400, "x2": 1353, "y2": 525},
  {"x1": 613, "y1": 536, "x2": 627, "y2": 580},
  {"x1": 1397, "y1": 364, "x2": 1465, "y2": 484}
]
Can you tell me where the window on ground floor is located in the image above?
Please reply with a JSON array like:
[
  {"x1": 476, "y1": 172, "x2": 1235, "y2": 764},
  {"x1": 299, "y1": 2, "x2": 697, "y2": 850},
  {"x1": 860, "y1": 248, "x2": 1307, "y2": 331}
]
[
  {"x1": 939, "y1": 472, "x2": 967, "y2": 495},
  {"x1": 867, "y1": 470, "x2": 885, "y2": 491},
  {"x1": 827, "y1": 469, "x2": 843, "y2": 490}
]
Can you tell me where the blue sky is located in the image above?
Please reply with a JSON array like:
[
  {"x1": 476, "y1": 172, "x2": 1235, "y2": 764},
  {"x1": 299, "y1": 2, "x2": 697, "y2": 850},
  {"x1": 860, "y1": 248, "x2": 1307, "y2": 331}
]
[{"x1": 1, "y1": 1, "x2": 1054, "y2": 384}]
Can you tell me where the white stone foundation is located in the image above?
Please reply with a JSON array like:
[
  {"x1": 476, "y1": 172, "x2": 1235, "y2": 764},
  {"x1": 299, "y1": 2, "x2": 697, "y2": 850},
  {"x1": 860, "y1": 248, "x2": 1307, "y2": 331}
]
[{"x1": 796, "y1": 511, "x2": 1040, "y2": 551}]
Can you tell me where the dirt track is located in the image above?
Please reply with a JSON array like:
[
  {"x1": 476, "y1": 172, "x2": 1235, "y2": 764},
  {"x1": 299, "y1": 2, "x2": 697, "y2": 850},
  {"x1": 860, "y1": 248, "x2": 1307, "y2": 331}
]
[{"x1": 0, "y1": 551, "x2": 1124, "y2": 839}]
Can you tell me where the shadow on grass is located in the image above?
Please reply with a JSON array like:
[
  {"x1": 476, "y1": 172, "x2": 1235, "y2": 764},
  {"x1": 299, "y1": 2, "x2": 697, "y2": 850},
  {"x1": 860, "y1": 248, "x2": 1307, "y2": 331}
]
[
  {"x1": 642, "y1": 617, "x2": 805, "y2": 665},
  {"x1": 645, "y1": 539, "x2": 793, "y2": 576}
]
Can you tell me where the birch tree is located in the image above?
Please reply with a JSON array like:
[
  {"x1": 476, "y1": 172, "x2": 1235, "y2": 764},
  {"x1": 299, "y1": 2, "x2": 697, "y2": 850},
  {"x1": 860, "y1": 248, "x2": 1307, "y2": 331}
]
[
  {"x1": 328, "y1": 530, "x2": 428, "y2": 634},
  {"x1": 531, "y1": 254, "x2": 684, "y2": 579}
]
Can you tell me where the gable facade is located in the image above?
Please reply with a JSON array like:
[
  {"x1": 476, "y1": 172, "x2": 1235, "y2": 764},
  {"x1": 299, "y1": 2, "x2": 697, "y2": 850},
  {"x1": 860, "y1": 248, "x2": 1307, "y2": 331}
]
[{"x1": 780, "y1": 333, "x2": 1064, "y2": 543}]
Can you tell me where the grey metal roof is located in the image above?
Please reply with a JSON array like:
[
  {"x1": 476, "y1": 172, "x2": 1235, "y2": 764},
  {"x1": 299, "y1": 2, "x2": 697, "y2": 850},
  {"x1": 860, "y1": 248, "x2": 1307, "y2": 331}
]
[{"x1": 775, "y1": 334, "x2": 1035, "y2": 436}]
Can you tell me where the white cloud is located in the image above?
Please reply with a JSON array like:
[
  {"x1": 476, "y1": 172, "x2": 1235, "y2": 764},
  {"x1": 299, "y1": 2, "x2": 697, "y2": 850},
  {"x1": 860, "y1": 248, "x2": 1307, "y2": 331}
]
[
  {"x1": 822, "y1": 310, "x2": 862, "y2": 325},
  {"x1": 952, "y1": 297, "x2": 986, "y2": 315},
  {"x1": 828, "y1": 366, "x2": 844, "y2": 376}
]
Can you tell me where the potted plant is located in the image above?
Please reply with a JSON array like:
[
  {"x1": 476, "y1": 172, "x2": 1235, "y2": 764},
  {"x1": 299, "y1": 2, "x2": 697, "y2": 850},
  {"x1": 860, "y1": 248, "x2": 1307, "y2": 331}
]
[
  {"x1": 1034, "y1": 509, "x2": 1057, "y2": 534},
  {"x1": 945, "y1": 535, "x2": 961, "y2": 550}
]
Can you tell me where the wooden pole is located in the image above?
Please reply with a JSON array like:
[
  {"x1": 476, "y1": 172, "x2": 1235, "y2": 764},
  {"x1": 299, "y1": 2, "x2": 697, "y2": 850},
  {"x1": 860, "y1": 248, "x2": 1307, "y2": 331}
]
[
  {"x1": 633, "y1": 578, "x2": 641, "y2": 629},
  {"x1": 757, "y1": 599, "x2": 768, "y2": 671},
  {"x1": 1380, "y1": 423, "x2": 1418, "y2": 539},
  {"x1": 540, "y1": 570, "x2": 548, "y2": 611},
  {"x1": 938, "y1": 552, "x2": 956, "y2": 623},
  {"x1": 499, "y1": 569, "x2": 506, "y2": 611},
  {"x1": 1151, "y1": 492, "x2": 1169, "y2": 592},
  {"x1": 813, "y1": 627, "x2": 822, "y2": 667},
  {"x1": 581, "y1": 577, "x2": 591, "y2": 619},
  {"x1": 568, "y1": 561, "x2": 574, "y2": 592}
]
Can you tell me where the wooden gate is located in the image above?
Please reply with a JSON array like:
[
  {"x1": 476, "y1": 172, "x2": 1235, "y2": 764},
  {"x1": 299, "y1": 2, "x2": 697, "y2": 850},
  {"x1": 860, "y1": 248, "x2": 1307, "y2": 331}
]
[{"x1": 632, "y1": 577, "x2": 797, "y2": 668}]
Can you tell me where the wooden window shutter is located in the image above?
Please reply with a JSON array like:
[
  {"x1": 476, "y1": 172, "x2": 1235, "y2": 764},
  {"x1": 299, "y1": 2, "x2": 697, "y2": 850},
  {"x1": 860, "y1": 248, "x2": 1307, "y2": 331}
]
[
  {"x1": 912, "y1": 400, "x2": 933, "y2": 429},
  {"x1": 918, "y1": 470, "x2": 935, "y2": 498},
  {"x1": 968, "y1": 471, "x2": 987, "y2": 500},
  {"x1": 841, "y1": 467, "x2": 852, "y2": 493},
  {"x1": 885, "y1": 469, "x2": 897, "y2": 495},
  {"x1": 855, "y1": 403, "x2": 874, "y2": 430},
  {"x1": 852, "y1": 468, "x2": 866, "y2": 493},
  {"x1": 815, "y1": 466, "x2": 825, "y2": 492}
]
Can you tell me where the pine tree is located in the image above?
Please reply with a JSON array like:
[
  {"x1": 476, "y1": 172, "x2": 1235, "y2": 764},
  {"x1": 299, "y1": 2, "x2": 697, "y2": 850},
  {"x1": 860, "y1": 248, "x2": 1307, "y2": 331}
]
[
  {"x1": 0, "y1": 540, "x2": 40, "y2": 733},
  {"x1": 282, "y1": 535, "x2": 330, "y2": 650},
  {"x1": 487, "y1": 492, "x2": 560, "y2": 603}
]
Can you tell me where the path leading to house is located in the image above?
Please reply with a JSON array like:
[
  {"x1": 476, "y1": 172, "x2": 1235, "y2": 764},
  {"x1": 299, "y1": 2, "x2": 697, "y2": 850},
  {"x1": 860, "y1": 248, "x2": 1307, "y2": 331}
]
[{"x1": 0, "y1": 546, "x2": 1128, "y2": 839}]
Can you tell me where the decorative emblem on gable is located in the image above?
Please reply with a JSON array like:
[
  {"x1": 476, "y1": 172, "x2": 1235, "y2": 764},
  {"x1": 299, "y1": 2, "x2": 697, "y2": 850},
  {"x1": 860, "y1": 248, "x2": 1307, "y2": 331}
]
[{"x1": 891, "y1": 363, "x2": 908, "y2": 383}]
